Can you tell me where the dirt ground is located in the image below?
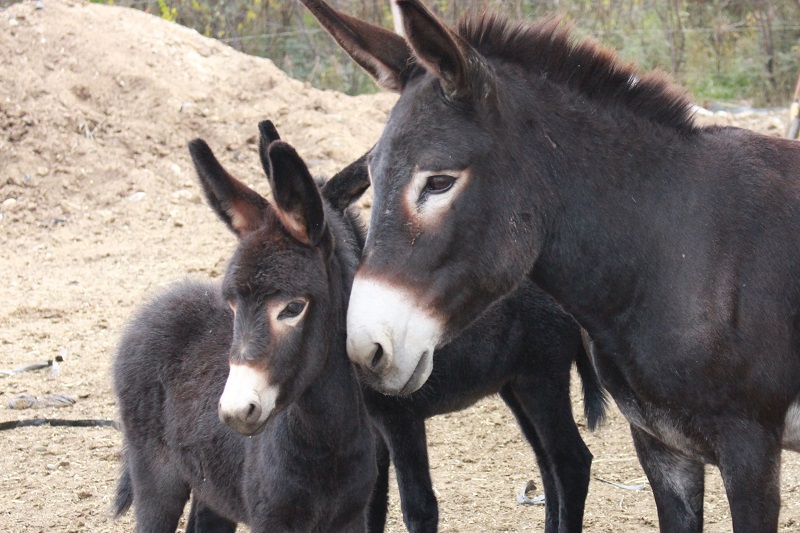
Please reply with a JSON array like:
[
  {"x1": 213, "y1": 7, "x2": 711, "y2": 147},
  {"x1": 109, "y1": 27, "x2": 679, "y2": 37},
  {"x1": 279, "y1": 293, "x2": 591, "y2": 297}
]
[{"x1": 1, "y1": 1, "x2": 799, "y2": 531}]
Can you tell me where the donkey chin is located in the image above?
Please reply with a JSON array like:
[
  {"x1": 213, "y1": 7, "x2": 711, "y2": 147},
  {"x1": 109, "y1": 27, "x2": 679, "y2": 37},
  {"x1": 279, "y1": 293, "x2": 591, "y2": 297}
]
[{"x1": 346, "y1": 277, "x2": 442, "y2": 396}]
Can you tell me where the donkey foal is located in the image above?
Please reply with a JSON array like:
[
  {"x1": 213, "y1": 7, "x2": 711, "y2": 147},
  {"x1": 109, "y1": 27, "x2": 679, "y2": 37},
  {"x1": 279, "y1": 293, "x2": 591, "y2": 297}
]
[{"x1": 113, "y1": 121, "x2": 376, "y2": 532}]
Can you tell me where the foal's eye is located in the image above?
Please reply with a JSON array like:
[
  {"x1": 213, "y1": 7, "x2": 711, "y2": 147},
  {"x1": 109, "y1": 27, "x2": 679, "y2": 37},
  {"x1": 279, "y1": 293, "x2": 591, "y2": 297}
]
[
  {"x1": 423, "y1": 175, "x2": 456, "y2": 195},
  {"x1": 278, "y1": 300, "x2": 306, "y2": 320}
]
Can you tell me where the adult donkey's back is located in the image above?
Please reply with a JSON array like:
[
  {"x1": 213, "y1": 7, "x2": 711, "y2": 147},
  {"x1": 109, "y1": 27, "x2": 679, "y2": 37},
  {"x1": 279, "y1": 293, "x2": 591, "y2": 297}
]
[{"x1": 302, "y1": 1, "x2": 800, "y2": 531}]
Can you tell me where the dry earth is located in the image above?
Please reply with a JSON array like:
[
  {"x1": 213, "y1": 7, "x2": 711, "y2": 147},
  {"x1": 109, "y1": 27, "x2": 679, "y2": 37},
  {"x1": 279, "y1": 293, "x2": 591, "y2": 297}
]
[{"x1": 1, "y1": 1, "x2": 799, "y2": 531}]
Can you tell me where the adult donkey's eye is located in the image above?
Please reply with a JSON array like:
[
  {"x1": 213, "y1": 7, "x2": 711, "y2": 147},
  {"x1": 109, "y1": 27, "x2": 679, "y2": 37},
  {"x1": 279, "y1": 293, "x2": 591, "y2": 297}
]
[
  {"x1": 423, "y1": 175, "x2": 456, "y2": 195},
  {"x1": 278, "y1": 300, "x2": 307, "y2": 320}
]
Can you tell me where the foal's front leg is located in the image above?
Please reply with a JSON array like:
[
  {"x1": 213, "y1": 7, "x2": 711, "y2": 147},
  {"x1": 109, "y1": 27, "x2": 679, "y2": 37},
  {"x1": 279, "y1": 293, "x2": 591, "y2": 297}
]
[
  {"x1": 185, "y1": 496, "x2": 237, "y2": 533},
  {"x1": 630, "y1": 426, "x2": 704, "y2": 533}
]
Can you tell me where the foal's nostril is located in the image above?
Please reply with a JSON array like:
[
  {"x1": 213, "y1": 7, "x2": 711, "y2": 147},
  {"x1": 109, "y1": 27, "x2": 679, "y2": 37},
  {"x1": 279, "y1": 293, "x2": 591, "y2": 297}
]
[
  {"x1": 244, "y1": 401, "x2": 261, "y2": 424},
  {"x1": 370, "y1": 343, "x2": 385, "y2": 369}
]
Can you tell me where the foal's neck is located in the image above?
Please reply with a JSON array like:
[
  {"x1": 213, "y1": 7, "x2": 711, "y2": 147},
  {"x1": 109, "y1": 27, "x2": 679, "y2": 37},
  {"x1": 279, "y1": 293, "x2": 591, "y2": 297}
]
[
  {"x1": 289, "y1": 227, "x2": 365, "y2": 448},
  {"x1": 291, "y1": 332, "x2": 363, "y2": 442}
]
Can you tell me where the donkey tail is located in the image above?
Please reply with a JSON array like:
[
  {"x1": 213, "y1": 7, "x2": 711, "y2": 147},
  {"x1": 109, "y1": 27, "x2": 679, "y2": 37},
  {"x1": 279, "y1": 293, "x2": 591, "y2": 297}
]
[
  {"x1": 575, "y1": 329, "x2": 608, "y2": 431},
  {"x1": 113, "y1": 461, "x2": 134, "y2": 518}
]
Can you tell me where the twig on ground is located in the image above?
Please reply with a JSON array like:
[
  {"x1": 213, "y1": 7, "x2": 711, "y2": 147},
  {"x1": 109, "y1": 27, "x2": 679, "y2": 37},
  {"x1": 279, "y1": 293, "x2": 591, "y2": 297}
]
[
  {"x1": 0, "y1": 418, "x2": 119, "y2": 431},
  {"x1": 0, "y1": 355, "x2": 65, "y2": 376},
  {"x1": 594, "y1": 477, "x2": 647, "y2": 491}
]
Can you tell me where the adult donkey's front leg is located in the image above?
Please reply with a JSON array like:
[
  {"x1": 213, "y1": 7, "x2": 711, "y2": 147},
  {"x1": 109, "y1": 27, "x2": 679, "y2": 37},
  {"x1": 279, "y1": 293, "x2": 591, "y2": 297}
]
[
  {"x1": 715, "y1": 423, "x2": 781, "y2": 533},
  {"x1": 630, "y1": 426, "x2": 704, "y2": 533}
]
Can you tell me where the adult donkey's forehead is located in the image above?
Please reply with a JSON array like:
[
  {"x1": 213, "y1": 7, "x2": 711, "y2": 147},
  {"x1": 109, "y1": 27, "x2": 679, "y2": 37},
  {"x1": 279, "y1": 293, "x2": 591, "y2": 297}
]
[{"x1": 375, "y1": 115, "x2": 486, "y2": 179}]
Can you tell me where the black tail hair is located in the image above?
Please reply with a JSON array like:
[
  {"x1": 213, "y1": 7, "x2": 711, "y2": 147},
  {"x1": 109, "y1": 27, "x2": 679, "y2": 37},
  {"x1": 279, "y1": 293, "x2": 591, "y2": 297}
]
[
  {"x1": 113, "y1": 461, "x2": 134, "y2": 518},
  {"x1": 575, "y1": 334, "x2": 608, "y2": 431}
]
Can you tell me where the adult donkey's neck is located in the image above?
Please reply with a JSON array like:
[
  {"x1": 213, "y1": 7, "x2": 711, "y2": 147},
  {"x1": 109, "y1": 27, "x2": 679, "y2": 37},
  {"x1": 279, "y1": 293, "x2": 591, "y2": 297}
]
[
  {"x1": 520, "y1": 84, "x2": 713, "y2": 350},
  {"x1": 466, "y1": 19, "x2": 711, "y2": 344}
]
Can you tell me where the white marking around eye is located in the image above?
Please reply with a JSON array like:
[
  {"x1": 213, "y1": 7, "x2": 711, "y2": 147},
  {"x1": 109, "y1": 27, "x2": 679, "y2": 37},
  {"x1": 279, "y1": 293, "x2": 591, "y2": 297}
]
[
  {"x1": 403, "y1": 168, "x2": 471, "y2": 224},
  {"x1": 268, "y1": 298, "x2": 310, "y2": 330}
]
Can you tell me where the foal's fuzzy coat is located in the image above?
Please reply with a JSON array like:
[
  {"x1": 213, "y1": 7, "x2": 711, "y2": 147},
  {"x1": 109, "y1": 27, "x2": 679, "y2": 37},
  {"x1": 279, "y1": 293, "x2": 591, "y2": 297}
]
[{"x1": 113, "y1": 123, "x2": 375, "y2": 532}]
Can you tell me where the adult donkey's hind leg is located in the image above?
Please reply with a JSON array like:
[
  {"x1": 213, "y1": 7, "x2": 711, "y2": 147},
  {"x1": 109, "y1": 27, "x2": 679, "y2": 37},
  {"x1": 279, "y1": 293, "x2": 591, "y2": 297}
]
[
  {"x1": 378, "y1": 412, "x2": 438, "y2": 533},
  {"x1": 498, "y1": 386, "x2": 559, "y2": 532},
  {"x1": 715, "y1": 423, "x2": 781, "y2": 533},
  {"x1": 501, "y1": 383, "x2": 592, "y2": 533},
  {"x1": 630, "y1": 426, "x2": 704, "y2": 533},
  {"x1": 366, "y1": 435, "x2": 391, "y2": 533},
  {"x1": 185, "y1": 496, "x2": 237, "y2": 533}
]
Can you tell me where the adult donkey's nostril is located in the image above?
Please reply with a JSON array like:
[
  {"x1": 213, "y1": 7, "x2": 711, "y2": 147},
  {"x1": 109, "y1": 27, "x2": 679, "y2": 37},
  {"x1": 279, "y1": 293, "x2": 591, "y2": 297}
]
[{"x1": 371, "y1": 343, "x2": 385, "y2": 369}]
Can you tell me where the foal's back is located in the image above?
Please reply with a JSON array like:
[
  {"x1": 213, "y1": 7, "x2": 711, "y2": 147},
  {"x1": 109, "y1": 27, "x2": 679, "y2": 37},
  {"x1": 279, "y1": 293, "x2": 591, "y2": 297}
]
[{"x1": 115, "y1": 281, "x2": 249, "y2": 522}]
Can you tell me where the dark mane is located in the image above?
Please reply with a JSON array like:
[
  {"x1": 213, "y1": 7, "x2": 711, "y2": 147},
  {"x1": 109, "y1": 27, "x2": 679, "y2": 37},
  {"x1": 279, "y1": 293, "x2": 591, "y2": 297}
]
[{"x1": 457, "y1": 13, "x2": 696, "y2": 133}]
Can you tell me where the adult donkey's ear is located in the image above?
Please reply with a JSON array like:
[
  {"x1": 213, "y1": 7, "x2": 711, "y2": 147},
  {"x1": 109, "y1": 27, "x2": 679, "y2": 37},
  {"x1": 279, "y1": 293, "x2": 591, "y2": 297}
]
[
  {"x1": 300, "y1": 0, "x2": 411, "y2": 92},
  {"x1": 189, "y1": 139, "x2": 269, "y2": 238},
  {"x1": 267, "y1": 141, "x2": 329, "y2": 248},
  {"x1": 395, "y1": 0, "x2": 488, "y2": 101},
  {"x1": 321, "y1": 151, "x2": 371, "y2": 212}
]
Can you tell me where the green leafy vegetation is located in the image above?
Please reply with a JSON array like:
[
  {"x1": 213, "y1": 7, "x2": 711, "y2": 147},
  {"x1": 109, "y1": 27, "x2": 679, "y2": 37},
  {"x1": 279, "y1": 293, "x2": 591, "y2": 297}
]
[{"x1": 47, "y1": 0, "x2": 800, "y2": 104}]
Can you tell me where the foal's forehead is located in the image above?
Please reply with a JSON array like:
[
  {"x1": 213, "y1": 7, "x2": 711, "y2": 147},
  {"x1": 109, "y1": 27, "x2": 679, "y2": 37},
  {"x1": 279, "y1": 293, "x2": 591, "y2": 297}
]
[{"x1": 224, "y1": 225, "x2": 326, "y2": 299}]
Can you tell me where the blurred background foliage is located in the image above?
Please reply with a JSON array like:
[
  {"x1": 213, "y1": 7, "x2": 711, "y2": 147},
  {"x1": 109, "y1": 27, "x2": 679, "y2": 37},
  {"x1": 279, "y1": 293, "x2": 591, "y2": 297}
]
[{"x1": 90, "y1": 0, "x2": 800, "y2": 105}]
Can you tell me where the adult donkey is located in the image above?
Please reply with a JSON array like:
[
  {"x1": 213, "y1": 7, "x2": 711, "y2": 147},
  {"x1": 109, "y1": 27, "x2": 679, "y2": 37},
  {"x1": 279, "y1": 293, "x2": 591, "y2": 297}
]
[{"x1": 302, "y1": 1, "x2": 800, "y2": 531}]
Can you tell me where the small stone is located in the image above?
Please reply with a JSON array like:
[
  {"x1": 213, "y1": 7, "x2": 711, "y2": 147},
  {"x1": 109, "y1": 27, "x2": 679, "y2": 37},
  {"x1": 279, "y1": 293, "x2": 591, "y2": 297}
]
[
  {"x1": 77, "y1": 491, "x2": 92, "y2": 500},
  {"x1": 128, "y1": 191, "x2": 146, "y2": 203},
  {"x1": 8, "y1": 18, "x2": 18, "y2": 27},
  {"x1": 45, "y1": 464, "x2": 56, "y2": 471},
  {"x1": 32, "y1": 446, "x2": 47, "y2": 454},
  {"x1": 171, "y1": 189, "x2": 200, "y2": 203}
]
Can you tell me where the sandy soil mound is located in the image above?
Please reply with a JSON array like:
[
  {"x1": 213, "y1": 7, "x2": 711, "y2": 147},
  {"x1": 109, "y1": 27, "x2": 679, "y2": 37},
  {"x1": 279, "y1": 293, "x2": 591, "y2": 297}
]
[
  {"x1": 1, "y1": 0, "x2": 394, "y2": 237},
  {"x1": 1, "y1": 0, "x2": 798, "y2": 531}
]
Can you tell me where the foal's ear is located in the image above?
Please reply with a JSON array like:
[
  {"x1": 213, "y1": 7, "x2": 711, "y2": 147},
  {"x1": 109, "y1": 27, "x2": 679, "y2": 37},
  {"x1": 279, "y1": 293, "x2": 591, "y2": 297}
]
[
  {"x1": 267, "y1": 141, "x2": 328, "y2": 247},
  {"x1": 189, "y1": 139, "x2": 270, "y2": 238},
  {"x1": 257, "y1": 120, "x2": 281, "y2": 179},
  {"x1": 300, "y1": 0, "x2": 411, "y2": 92},
  {"x1": 321, "y1": 151, "x2": 371, "y2": 212},
  {"x1": 395, "y1": 0, "x2": 485, "y2": 100}
]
